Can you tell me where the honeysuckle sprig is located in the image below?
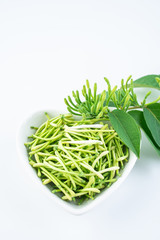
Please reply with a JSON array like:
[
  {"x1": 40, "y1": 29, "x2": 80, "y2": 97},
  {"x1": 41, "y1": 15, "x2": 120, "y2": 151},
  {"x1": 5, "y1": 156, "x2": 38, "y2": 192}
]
[
  {"x1": 64, "y1": 75, "x2": 160, "y2": 158},
  {"x1": 65, "y1": 75, "x2": 160, "y2": 120},
  {"x1": 64, "y1": 79, "x2": 109, "y2": 119}
]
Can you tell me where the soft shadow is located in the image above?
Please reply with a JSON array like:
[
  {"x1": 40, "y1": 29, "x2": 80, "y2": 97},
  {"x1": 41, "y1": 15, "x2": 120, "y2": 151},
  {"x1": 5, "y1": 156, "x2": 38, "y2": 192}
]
[{"x1": 134, "y1": 132, "x2": 160, "y2": 173}]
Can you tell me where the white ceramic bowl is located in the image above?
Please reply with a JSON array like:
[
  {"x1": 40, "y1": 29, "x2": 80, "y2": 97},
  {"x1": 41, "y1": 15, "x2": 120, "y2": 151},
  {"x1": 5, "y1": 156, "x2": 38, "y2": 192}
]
[{"x1": 16, "y1": 109, "x2": 137, "y2": 215}]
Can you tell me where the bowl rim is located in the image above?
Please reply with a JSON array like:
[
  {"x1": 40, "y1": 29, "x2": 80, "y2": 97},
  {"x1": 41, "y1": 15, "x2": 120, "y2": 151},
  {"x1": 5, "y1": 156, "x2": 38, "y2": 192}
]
[{"x1": 16, "y1": 109, "x2": 138, "y2": 215}]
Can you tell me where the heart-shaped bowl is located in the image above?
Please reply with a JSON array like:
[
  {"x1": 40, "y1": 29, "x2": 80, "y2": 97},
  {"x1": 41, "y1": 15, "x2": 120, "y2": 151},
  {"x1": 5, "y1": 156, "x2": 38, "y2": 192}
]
[{"x1": 16, "y1": 109, "x2": 137, "y2": 215}]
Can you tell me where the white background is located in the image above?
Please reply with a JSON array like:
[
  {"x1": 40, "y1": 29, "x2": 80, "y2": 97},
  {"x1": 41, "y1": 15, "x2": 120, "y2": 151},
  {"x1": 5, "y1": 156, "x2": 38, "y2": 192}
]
[{"x1": 0, "y1": 0, "x2": 160, "y2": 239}]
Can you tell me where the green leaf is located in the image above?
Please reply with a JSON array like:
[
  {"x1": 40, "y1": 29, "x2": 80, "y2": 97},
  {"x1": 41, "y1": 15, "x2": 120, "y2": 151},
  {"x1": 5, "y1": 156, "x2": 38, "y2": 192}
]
[
  {"x1": 143, "y1": 103, "x2": 160, "y2": 147},
  {"x1": 108, "y1": 109, "x2": 141, "y2": 158},
  {"x1": 128, "y1": 110, "x2": 160, "y2": 156},
  {"x1": 133, "y1": 75, "x2": 160, "y2": 90}
]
